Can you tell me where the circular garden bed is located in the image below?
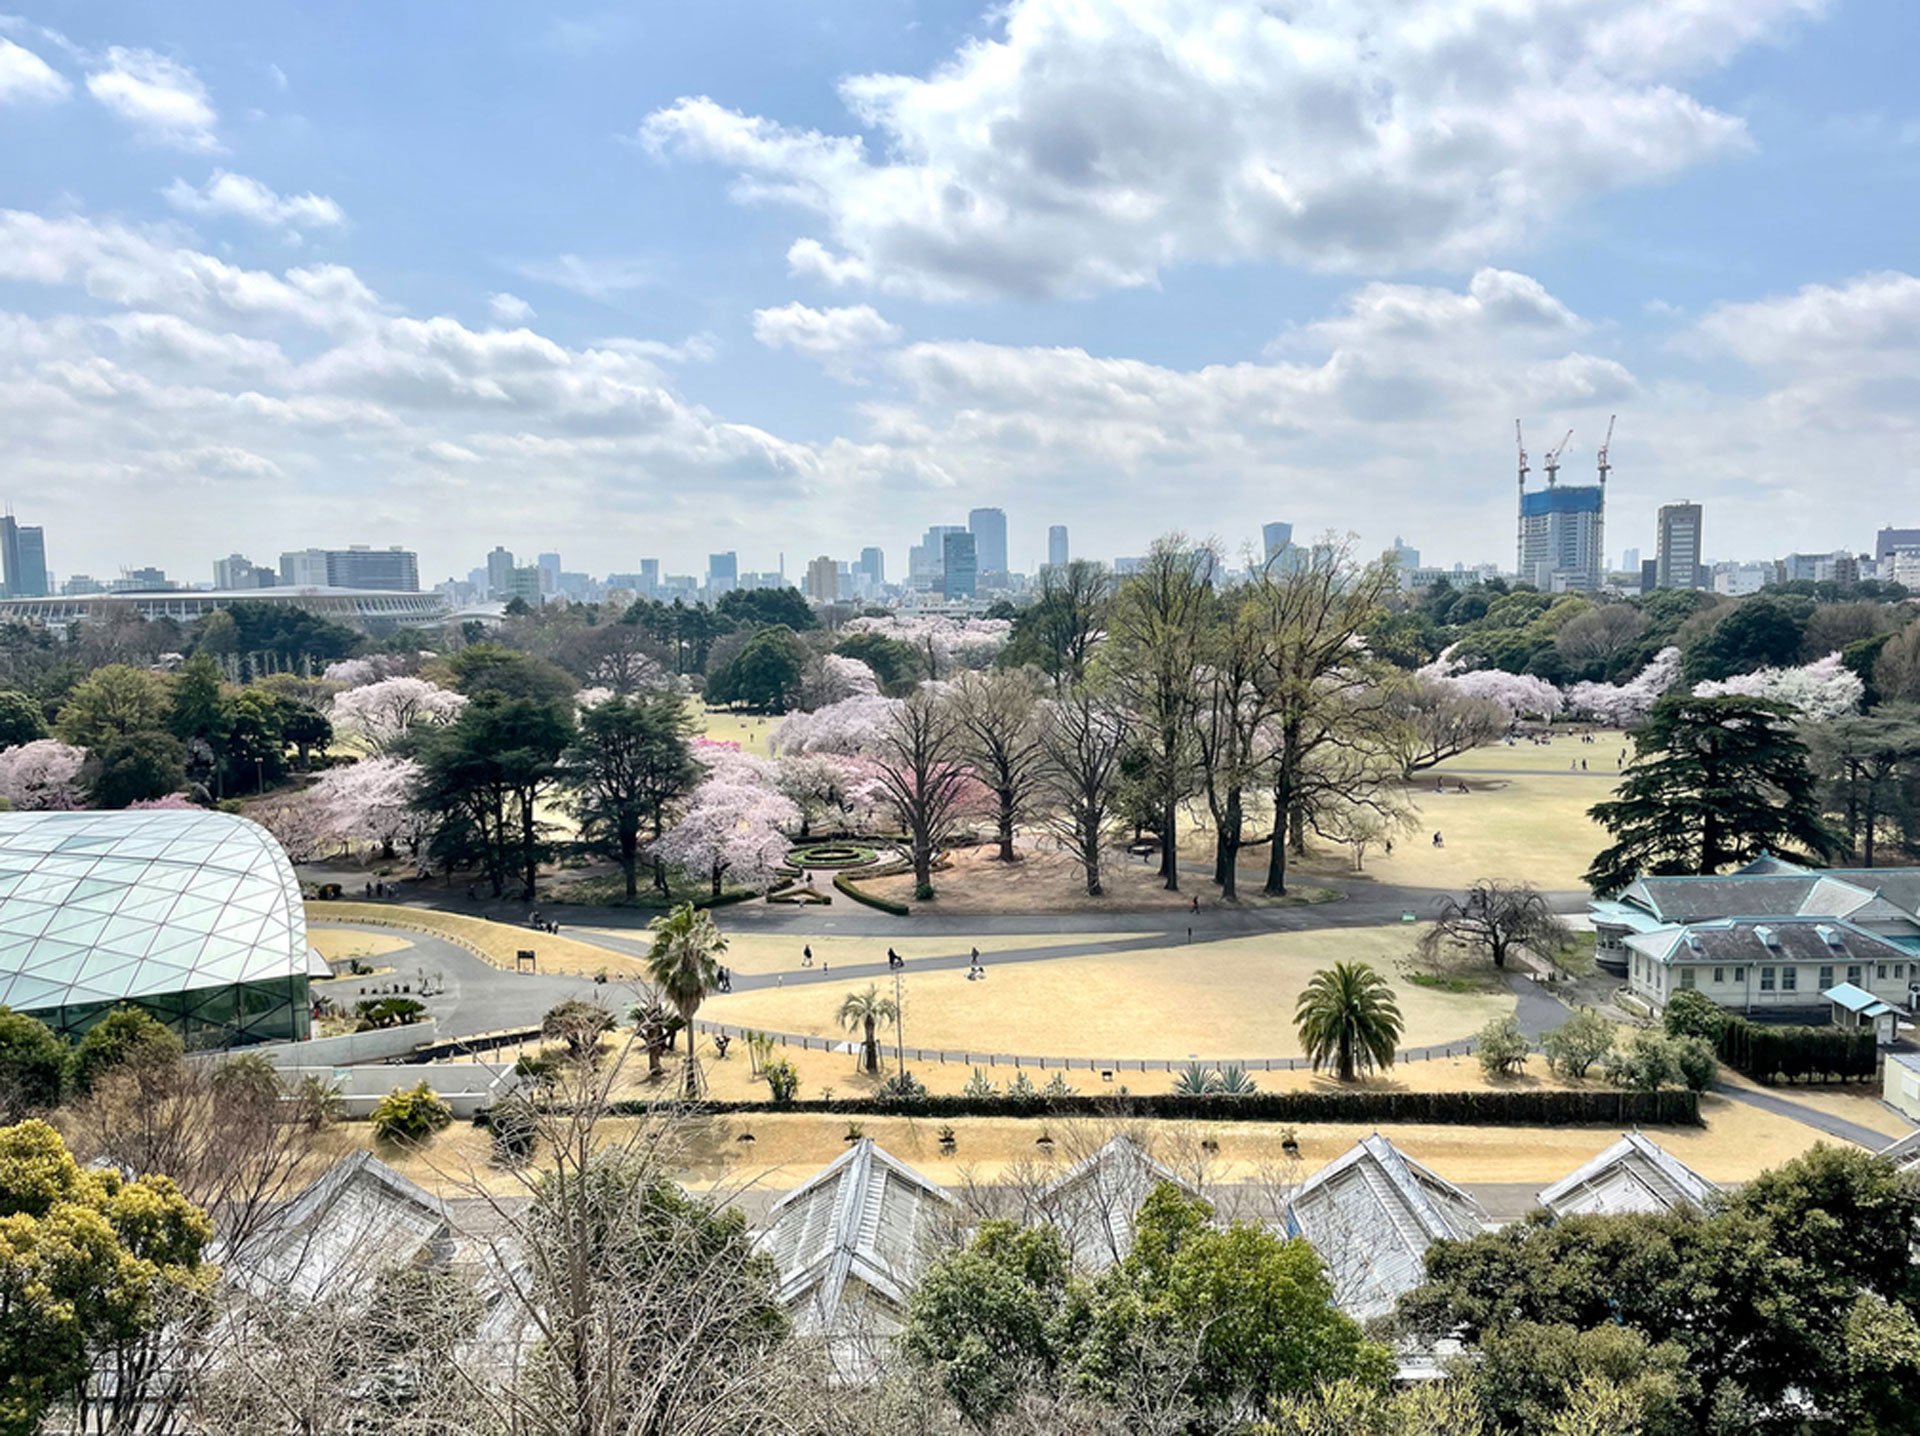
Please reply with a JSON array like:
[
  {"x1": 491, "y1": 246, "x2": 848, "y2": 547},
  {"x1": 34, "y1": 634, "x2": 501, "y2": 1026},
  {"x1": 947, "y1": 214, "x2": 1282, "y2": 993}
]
[{"x1": 786, "y1": 842, "x2": 882, "y2": 870}]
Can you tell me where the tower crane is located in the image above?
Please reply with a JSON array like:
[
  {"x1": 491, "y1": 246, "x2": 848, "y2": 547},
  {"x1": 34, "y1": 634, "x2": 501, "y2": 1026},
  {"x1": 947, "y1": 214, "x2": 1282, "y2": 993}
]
[
  {"x1": 1543, "y1": 429, "x2": 1574, "y2": 486},
  {"x1": 1597, "y1": 413, "x2": 1616, "y2": 485},
  {"x1": 1515, "y1": 419, "x2": 1529, "y2": 488}
]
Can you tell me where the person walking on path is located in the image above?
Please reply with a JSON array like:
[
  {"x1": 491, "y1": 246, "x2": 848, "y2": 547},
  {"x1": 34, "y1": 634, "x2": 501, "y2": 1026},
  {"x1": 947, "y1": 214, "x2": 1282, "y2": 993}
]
[{"x1": 802, "y1": 944, "x2": 813, "y2": 968}]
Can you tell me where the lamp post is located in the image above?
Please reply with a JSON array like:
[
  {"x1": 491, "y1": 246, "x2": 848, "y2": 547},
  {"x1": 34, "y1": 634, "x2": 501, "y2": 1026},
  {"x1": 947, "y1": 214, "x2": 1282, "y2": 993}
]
[{"x1": 893, "y1": 968, "x2": 906, "y2": 1076}]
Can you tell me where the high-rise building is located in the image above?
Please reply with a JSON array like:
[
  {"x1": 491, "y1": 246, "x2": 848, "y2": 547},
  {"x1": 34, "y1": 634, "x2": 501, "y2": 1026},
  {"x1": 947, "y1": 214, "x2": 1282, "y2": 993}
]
[
  {"x1": 503, "y1": 566, "x2": 543, "y2": 605},
  {"x1": 1389, "y1": 537, "x2": 1420, "y2": 570},
  {"x1": 537, "y1": 552, "x2": 562, "y2": 596},
  {"x1": 1262, "y1": 522, "x2": 1294, "y2": 565},
  {"x1": 857, "y1": 547, "x2": 885, "y2": 586},
  {"x1": 910, "y1": 525, "x2": 964, "y2": 590},
  {"x1": 213, "y1": 554, "x2": 275, "y2": 589},
  {"x1": 968, "y1": 507, "x2": 1008, "y2": 576},
  {"x1": 1, "y1": 516, "x2": 49, "y2": 598},
  {"x1": 1876, "y1": 527, "x2": 1920, "y2": 563},
  {"x1": 942, "y1": 531, "x2": 978, "y2": 598},
  {"x1": 1048, "y1": 525, "x2": 1069, "y2": 569},
  {"x1": 279, "y1": 546, "x2": 420, "y2": 592},
  {"x1": 707, "y1": 551, "x2": 738, "y2": 597},
  {"x1": 1655, "y1": 503, "x2": 1703, "y2": 590},
  {"x1": 1621, "y1": 547, "x2": 1641, "y2": 573},
  {"x1": 804, "y1": 555, "x2": 838, "y2": 603},
  {"x1": 486, "y1": 546, "x2": 516, "y2": 599},
  {"x1": 639, "y1": 559, "x2": 660, "y2": 597},
  {"x1": 1516, "y1": 432, "x2": 1606, "y2": 591}
]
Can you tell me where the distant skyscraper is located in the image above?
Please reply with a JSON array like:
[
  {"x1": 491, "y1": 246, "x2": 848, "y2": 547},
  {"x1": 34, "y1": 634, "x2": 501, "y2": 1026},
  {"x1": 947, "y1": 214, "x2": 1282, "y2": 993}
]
[
  {"x1": 1389, "y1": 537, "x2": 1420, "y2": 570},
  {"x1": 1876, "y1": 527, "x2": 1920, "y2": 562},
  {"x1": 1, "y1": 516, "x2": 48, "y2": 598},
  {"x1": 1621, "y1": 547, "x2": 1641, "y2": 573},
  {"x1": 1655, "y1": 503, "x2": 1703, "y2": 590},
  {"x1": 486, "y1": 546, "x2": 516, "y2": 599},
  {"x1": 968, "y1": 507, "x2": 1008, "y2": 575},
  {"x1": 213, "y1": 554, "x2": 274, "y2": 589},
  {"x1": 1516, "y1": 429, "x2": 1606, "y2": 591},
  {"x1": 280, "y1": 546, "x2": 420, "y2": 591},
  {"x1": 804, "y1": 555, "x2": 838, "y2": 603},
  {"x1": 1262, "y1": 522, "x2": 1293, "y2": 565},
  {"x1": 910, "y1": 525, "x2": 963, "y2": 589},
  {"x1": 707, "y1": 551, "x2": 737, "y2": 596},
  {"x1": 858, "y1": 546, "x2": 885, "y2": 585},
  {"x1": 639, "y1": 558, "x2": 660, "y2": 597},
  {"x1": 1048, "y1": 525, "x2": 1069, "y2": 569},
  {"x1": 537, "y1": 552, "x2": 563, "y2": 596},
  {"x1": 942, "y1": 531, "x2": 978, "y2": 598}
]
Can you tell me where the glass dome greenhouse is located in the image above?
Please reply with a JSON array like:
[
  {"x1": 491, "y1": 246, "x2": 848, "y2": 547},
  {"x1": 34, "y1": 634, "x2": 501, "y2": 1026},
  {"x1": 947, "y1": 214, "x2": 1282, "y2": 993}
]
[{"x1": 0, "y1": 809, "x2": 312, "y2": 1044}]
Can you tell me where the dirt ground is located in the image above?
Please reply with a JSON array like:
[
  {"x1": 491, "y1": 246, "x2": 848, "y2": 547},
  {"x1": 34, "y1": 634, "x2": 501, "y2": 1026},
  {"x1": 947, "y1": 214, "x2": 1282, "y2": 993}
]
[
  {"x1": 308, "y1": 904, "x2": 653, "y2": 978},
  {"x1": 573, "y1": 928, "x2": 1157, "y2": 978},
  {"x1": 701, "y1": 925, "x2": 1511, "y2": 1062},
  {"x1": 863, "y1": 843, "x2": 1341, "y2": 914}
]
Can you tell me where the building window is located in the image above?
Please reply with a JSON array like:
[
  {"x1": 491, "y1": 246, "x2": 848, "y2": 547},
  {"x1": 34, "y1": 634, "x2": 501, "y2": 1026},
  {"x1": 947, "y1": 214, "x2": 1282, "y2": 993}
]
[
  {"x1": 1898, "y1": 965, "x2": 1907, "y2": 979},
  {"x1": 1820, "y1": 965, "x2": 1835, "y2": 989},
  {"x1": 1713, "y1": 967, "x2": 1725, "y2": 984},
  {"x1": 1680, "y1": 969, "x2": 1696, "y2": 989},
  {"x1": 1877, "y1": 963, "x2": 1889, "y2": 981},
  {"x1": 1848, "y1": 964, "x2": 1863, "y2": 986},
  {"x1": 1760, "y1": 966, "x2": 1776, "y2": 991},
  {"x1": 1782, "y1": 967, "x2": 1798, "y2": 992}
]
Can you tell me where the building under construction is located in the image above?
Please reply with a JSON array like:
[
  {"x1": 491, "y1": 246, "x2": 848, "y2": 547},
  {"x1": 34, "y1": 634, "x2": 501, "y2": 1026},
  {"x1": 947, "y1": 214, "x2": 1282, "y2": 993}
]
[{"x1": 1516, "y1": 418, "x2": 1612, "y2": 591}]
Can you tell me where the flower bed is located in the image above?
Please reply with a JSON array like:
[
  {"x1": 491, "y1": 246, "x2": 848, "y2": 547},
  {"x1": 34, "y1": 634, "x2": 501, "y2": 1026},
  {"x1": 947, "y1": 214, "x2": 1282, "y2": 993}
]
[{"x1": 786, "y1": 842, "x2": 882, "y2": 870}]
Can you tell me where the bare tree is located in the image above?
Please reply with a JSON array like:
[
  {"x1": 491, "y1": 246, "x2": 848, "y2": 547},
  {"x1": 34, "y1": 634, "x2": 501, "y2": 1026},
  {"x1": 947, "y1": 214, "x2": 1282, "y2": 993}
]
[
  {"x1": 1383, "y1": 678, "x2": 1508, "y2": 778},
  {"x1": 870, "y1": 686, "x2": 980, "y2": 899},
  {"x1": 1419, "y1": 880, "x2": 1572, "y2": 971},
  {"x1": 1553, "y1": 603, "x2": 1647, "y2": 672},
  {"x1": 1195, "y1": 585, "x2": 1275, "y2": 900},
  {"x1": 1020, "y1": 559, "x2": 1115, "y2": 690},
  {"x1": 1251, "y1": 539, "x2": 1395, "y2": 895},
  {"x1": 1038, "y1": 684, "x2": 1130, "y2": 896},
  {"x1": 1105, "y1": 537, "x2": 1218, "y2": 891},
  {"x1": 950, "y1": 668, "x2": 1047, "y2": 862}
]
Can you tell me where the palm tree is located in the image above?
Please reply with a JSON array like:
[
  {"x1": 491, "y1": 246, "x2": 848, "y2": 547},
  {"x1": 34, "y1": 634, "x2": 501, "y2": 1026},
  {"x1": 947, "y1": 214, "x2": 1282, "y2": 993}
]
[
  {"x1": 644, "y1": 903, "x2": 727, "y2": 1095},
  {"x1": 1294, "y1": 961, "x2": 1403, "y2": 1082},
  {"x1": 836, "y1": 985, "x2": 899, "y2": 1075}
]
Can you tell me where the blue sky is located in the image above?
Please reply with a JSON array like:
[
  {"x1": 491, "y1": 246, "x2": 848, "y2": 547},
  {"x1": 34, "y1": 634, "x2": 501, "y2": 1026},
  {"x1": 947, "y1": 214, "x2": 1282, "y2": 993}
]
[{"x1": 1, "y1": 0, "x2": 1916, "y2": 585}]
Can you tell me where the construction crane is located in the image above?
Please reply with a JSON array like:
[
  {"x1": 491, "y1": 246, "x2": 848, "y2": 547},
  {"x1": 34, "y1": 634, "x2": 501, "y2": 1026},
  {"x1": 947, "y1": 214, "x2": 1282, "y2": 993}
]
[
  {"x1": 1515, "y1": 419, "x2": 1529, "y2": 488},
  {"x1": 1596, "y1": 413, "x2": 1616, "y2": 485},
  {"x1": 1543, "y1": 428, "x2": 1574, "y2": 486}
]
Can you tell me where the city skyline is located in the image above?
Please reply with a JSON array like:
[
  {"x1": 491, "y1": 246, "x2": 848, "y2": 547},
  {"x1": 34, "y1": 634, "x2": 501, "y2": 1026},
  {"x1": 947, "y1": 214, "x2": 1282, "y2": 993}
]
[{"x1": 1, "y1": 3, "x2": 1915, "y2": 581}]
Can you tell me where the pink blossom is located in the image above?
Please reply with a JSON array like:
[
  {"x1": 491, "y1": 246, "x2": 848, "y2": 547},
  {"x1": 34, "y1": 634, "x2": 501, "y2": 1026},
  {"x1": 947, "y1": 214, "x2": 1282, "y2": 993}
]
[
  {"x1": 0, "y1": 740, "x2": 88, "y2": 811},
  {"x1": 310, "y1": 756, "x2": 427, "y2": 852},
  {"x1": 1436, "y1": 668, "x2": 1564, "y2": 720},
  {"x1": 1566, "y1": 647, "x2": 1682, "y2": 727},
  {"x1": 1694, "y1": 651, "x2": 1863, "y2": 722},
  {"x1": 328, "y1": 676, "x2": 467, "y2": 753},
  {"x1": 651, "y1": 749, "x2": 800, "y2": 891},
  {"x1": 125, "y1": 794, "x2": 198, "y2": 810}
]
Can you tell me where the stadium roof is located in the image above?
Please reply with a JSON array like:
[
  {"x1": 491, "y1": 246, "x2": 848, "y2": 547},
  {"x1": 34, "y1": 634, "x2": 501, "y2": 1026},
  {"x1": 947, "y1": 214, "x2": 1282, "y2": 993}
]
[{"x1": 0, "y1": 809, "x2": 309, "y2": 1025}]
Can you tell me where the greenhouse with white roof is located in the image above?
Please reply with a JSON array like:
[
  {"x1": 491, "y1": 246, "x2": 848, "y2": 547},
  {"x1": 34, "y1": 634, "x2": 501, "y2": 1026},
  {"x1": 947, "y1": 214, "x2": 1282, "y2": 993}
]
[{"x1": 0, "y1": 809, "x2": 314, "y2": 1044}]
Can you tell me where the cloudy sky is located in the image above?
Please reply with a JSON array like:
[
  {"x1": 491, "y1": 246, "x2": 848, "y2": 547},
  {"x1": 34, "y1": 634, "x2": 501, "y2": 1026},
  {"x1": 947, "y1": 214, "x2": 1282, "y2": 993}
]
[{"x1": 1, "y1": 0, "x2": 1915, "y2": 587}]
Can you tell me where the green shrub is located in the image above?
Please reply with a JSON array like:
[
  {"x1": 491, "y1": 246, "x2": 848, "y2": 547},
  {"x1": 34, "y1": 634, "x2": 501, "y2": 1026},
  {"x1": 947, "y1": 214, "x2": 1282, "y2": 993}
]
[
  {"x1": 1004, "y1": 1070, "x2": 1040, "y2": 1109},
  {"x1": 354, "y1": 997, "x2": 427, "y2": 1031},
  {"x1": 290, "y1": 1074, "x2": 345, "y2": 1129},
  {"x1": 763, "y1": 1056, "x2": 799, "y2": 1104},
  {"x1": 1604, "y1": 1032, "x2": 1683, "y2": 1092},
  {"x1": 0, "y1": 1006, "x2": 66, "y2": 1120},
  {"x1": 1674, "y1": 1035, "x2": 1718, "y2": 1093},
  {"x1": 1662, "y1": 989, "x2": 1727, "y2": 1042},
  {"x1": 370, "y1": 1082, "x2": 453, "y2": 1144},
  {"x1": 67, "y1": 1007, "x2": 182, "y2": 1097},
  {"x1": 1172, "y1": 1062, "x2": 1219, "y2": 1095},
  {"x1": 1475, "y1": 1016, "x2": 1530, "y2": 1078},
  {"x1": 879, "y1": 1070, "x2": 930, "y2": 1107},
  {"x1": 833, "y1": 871, "x2": 910, "y2": 915},
  {"x1": 1715, "y1": 1015, "x2": 1877, "y2": 1085},
  {"x1": 487, "y1": 1094, "x2": 539, "y2": 1167},
  {"x1": 962, "y1": 1067, "x2": 996, "y2": 1099},
  {"x1": 1540, "y1": 1009, "x2": 1616, "y2": 1078},
  {"x1": 1043, "y1": 1070, "x2": 1079, "y2": 1098}
]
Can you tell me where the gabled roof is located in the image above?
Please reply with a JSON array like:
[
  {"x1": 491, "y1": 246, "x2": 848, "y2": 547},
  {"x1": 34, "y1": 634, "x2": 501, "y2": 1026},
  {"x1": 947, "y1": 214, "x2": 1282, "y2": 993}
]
[
  {"x1": 1283, "y1": 1134, "x2": 1486, "y2": 1320},
  {"x1": 229, "y1": 1149, "x2": 453, "y2": 1301},
  {"x1": 1626, "y1": 916, "x2": 1915, "y2": 969},
  {"x1": 1824, "y1": 982, "x2": 1898, "y2": 1018},
  {"x1": 1879, "y1": 1127, "x2": 1920, "y2": 1174},
  {"x1": 1536, "y1": 1132, "x2": 1715, "y2": 1217},
  {"x1": 758, "y1": 1139, "x2": 954, "y2": 1338},
  {"x1": 1039, "y1": 1135, "x2": 1187, "y2": 1273},
  {"x1": 1733, "y1": 854, "x2": 1813, "y2": 876}
]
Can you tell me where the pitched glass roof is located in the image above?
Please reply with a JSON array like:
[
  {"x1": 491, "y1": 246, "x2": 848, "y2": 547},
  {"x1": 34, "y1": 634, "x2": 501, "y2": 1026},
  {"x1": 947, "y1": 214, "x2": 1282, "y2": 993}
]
[{"x1": 0, "y1": 810, "x2": 307, "y2": 1014}]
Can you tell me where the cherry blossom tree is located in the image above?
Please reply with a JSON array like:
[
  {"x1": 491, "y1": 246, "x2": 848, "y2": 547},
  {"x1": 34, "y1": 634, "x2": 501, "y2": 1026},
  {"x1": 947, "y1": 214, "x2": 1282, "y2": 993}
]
[
  {"x1": 1566, "y1": 647, "x2": 1683, "y2": 727},
  {"x1": 1695, "y1": 651, "x2": 1864, "y2": 723},
  {"x1": 839, "y1": 615, "x2": 1011, "y2": 675},
  {"x1": 651, "y1": 747, "x2": 800, "y2": 896},
  {"x1": 125, "y1": 794, "x2": 198, "y2": 810},
  {"x1": 1429, "y1": 668, "x2": 1564, "y2": 721},
  {"x1": 799, "y1": 654, "x2": 880, "y2": 710},
  {"x1": 769, "y1": 693, "x2": 899, "y2": 758},
  {"x1": 312, "y1": 756, "x2": 428, "y2": 858},
  {"x1": 250, "y1": 788, "x2": 335, "y2": 864},
  {"x1": 0, "y1": 739, "x2": 88, "y2": 810},
  {"x1": 327, "y1": 676, "x2": 467, "y2": 754},
  {"x1": 321, "y1": 655, "x2": 411, "y2": 688}
]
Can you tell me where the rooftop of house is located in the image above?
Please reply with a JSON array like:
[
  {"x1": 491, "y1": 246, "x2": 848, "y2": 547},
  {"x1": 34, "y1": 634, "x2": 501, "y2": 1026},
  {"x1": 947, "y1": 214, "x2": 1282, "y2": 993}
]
[
  {"x1": 1536, "y1": 1131, "x2": 1717, "y2": 1218},
  {"x1": 1624, "y1": 916, "x2": 1916, "y2": 969}
]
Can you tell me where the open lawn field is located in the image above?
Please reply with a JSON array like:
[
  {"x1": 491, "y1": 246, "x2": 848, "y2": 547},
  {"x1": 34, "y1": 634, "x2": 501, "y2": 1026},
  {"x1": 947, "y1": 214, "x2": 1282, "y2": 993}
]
[
  {"x1": 704, "y1": 925, "x2": 1512, "y2": 1062},
  {"x1": 309, "y1": 903, "x2": 652, "y2": 978},
  {"x1": 308, "y1": 929, "x2": 415, "y2": 962},
  {"x1": 574, "y1": 927, "x2": 1159, "y2": 977}
]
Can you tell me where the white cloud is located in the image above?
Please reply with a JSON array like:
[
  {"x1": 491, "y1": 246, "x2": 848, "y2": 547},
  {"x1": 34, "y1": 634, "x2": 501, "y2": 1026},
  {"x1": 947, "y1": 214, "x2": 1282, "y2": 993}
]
[
  {"x1": 753, "y1": 302, "x2": 901, "y2": 356},
  {"x1": 1689, "y1": 271, "x2": 1920, "y2": 370},
  {"x1": 512, "y1": 254, "x2": 653, "y2": 297},
  {"x1": 86, "y1": 47, "x2": 219, "y2": 151},
  {"x1": 164, "y1": 170, "x2": 345, "y2": 232},
  {"x1": 488, "y1": 292, "x2": 536, "y2": 324},
  {"x1": 643, "y1": 0, "x2": 1821, "y2": 299},
  {"x1": 0, "y1": 37, "x2": 68, "y2": 104}
]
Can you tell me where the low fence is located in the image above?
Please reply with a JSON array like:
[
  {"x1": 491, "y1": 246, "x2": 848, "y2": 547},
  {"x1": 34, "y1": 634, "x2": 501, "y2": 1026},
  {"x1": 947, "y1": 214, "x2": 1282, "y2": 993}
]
[
  {"x1": 272, "y1": 1062, "x2": 520, "y2": 1120},
  {"x1": 692, "y1": 1017, "x2": 1478, "y2": 1074},
  {"x1": 251, "y1": 1022, "x2": 438, "y2": 1068}
]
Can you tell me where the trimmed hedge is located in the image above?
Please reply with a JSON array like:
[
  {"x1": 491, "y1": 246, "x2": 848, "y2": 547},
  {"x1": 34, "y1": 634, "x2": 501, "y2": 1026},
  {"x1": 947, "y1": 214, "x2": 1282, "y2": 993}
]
[
  {"x1": 1716, "y1": 1015, "x2": 1878, "y2": 1085},
  {"x1": 610, "y1": 1088, "x2": 1701, "y2": 1127},
  {"x1": 833, "y1": 872, "x2": 910, "y2": 916}
]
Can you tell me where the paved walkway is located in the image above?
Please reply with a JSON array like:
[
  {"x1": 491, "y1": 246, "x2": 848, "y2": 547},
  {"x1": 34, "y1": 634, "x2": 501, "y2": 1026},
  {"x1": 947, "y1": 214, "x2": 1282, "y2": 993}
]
[{"x1": 1708, "y1": 1081, "x2": 1898, "y2": 1150}]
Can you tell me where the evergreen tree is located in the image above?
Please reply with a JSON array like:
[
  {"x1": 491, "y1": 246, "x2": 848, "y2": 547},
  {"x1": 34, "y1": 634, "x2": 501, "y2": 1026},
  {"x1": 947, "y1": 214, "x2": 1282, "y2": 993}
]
[{"x1": 1587, "y1": 695, "x2": 1843, "y2": 894}]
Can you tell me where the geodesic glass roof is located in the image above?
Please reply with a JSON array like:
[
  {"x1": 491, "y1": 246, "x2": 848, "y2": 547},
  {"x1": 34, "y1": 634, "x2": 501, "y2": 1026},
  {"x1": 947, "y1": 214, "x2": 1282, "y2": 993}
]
[{"x1": 0, "y1": 809, "x2": 308, "y2": 1016}]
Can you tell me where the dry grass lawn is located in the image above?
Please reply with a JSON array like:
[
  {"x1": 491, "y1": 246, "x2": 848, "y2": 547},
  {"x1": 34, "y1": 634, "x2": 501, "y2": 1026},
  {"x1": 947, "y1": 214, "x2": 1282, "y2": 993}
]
[
  {"x1": 308, "y1": 929, "x2": 415, "y2": 962},
  {"x1": 1718, "y1": 1069, "x2": 1918, "y2": 1141},
  {"x1": 572, "y1": 928, "x2": 1157, "y2": 978},
  {"x1": 705, "y1": 925, "x2": 1511, "y2": 1062},
  {"x1": 307, "y1": 903, "x2": 651, "y2": 978}
]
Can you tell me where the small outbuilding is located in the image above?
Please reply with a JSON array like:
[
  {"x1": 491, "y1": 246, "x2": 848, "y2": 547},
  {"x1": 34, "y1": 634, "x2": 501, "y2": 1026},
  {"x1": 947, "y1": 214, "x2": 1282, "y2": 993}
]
[
  {"x1": 1824, "y1": 982, "x2": 1905, "y2": 1046},
  {"x1": 1536, "y1": 1132, "x2": 1715, "y2": 1218}
]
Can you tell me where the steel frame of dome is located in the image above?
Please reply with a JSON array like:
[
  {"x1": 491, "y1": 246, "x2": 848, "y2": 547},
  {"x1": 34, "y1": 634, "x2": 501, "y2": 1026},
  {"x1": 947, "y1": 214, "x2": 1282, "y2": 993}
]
[{"x1": 0, "y1": 809, "x2": 311, "y2": 1044}]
